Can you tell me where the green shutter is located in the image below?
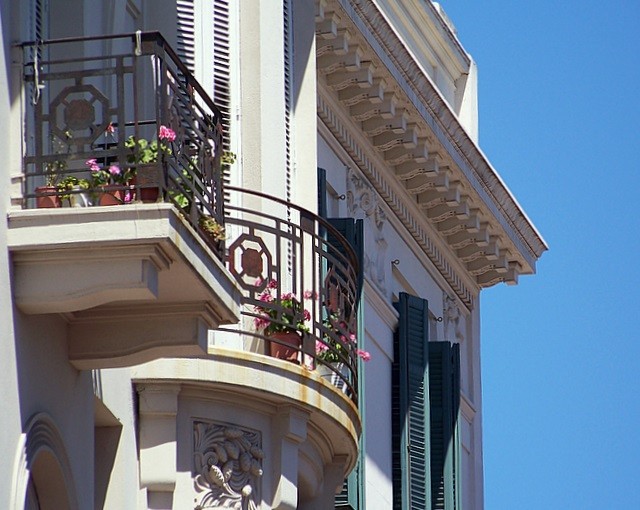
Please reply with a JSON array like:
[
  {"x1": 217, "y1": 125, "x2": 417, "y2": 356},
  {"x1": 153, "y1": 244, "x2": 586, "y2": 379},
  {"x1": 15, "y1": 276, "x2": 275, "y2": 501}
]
[
  {"x1": 321, "y1": 169, "x2": 365, "y2": 509},
  {"x1": 326, "y1": 218, "x2": 364, "y2": 300},
  {"x1": 328, "y1": 217, "x2": 364, "y2": 509},
  {"x1": 393, "y1": 293, "x2": 431, "y2": 510},
  {"x1": 429, "y1": 342, "x2": 460, "y2": 510},
  {"x1": 317, "y1": 167, "x2": 328, "y2": 220},
  {"x1": 393, "y1": 295, "x2": 461, "y2": 510}
]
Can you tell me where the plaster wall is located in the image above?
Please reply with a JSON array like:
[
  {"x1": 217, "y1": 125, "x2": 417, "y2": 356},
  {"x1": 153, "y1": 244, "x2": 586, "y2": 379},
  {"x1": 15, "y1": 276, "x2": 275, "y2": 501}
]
[
  {"x1": 0, "y1": 1, "x2": 23, "y2": 506},
  {"x1": 10, "y1": 312, "x2": 95, "y2": 509}
]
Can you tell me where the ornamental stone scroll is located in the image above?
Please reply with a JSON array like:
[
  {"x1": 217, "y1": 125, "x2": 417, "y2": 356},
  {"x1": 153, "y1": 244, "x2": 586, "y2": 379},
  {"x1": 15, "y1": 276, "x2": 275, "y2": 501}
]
[{"x1": 346, "y1": 167, "x2": 388, "y2": 293}]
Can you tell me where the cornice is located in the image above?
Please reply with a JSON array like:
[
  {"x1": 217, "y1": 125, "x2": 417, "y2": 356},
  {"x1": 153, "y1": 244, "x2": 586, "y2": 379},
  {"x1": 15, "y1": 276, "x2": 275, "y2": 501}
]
[
  {"x1": 328, "y1": 0, "x2": 547, "y2": 265},
  {"x1": 318, "y1": 92, "x2": 476, "y2": 306}
]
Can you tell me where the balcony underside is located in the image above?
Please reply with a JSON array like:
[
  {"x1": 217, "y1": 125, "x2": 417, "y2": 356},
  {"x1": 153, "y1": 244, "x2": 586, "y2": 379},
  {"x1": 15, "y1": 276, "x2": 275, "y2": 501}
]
[{"x1": 7, "y1": 204, "x2": 242, "y2": 369}]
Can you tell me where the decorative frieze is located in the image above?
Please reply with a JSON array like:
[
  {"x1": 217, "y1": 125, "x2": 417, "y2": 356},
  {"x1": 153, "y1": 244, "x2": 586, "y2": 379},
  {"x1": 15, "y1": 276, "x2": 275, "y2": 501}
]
[{"x1": 194, "y1": 421, "x2": 264, "y2": 510}]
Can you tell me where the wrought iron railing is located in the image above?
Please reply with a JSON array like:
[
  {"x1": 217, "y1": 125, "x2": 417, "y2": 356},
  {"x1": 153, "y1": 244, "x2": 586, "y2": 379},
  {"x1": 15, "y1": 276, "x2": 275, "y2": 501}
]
[
  {"x1": 220, "y1": 187, "x2": 361, "y2": 403},
  {"x1": 21, "y1": 32, "x2": 225, "y2": 256}
]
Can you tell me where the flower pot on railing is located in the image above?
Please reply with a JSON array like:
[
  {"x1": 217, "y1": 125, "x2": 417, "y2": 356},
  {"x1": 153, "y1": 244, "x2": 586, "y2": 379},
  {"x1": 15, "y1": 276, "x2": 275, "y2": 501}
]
[
  {"x1": 34, "y1": 186, "x2": 61, "y2": 208},
  {"x1": 317, "y1": 362, "x2": 350, "y2": 394},
  {"x1": 57, "y1": 177, "x2": 91, "y2": 208},
  {"x1": 267, "y1": 331, "x2": 302, "y2": 364}
]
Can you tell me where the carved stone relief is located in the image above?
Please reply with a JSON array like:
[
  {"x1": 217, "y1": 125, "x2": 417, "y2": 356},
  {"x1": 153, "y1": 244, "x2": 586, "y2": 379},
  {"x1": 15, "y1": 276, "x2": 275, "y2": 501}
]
[
  {"x1": 346, "y1": 167, "x2": 388, "y2": 293},
  {"x1": 194, "y1": 421, "x2": 264, "y2": 510},
  {"x1": 443, "y1": 294, "x2": 465, "y2": 343}
]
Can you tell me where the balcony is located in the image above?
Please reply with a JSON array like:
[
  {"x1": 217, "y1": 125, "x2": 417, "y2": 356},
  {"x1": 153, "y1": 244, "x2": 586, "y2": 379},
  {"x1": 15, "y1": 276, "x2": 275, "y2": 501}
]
[
  {"x1": 8, "y1": 32, "x2": 241, "y2": 369},
  {"x1": 132, "y1": 188, "x2": 362, "y2": 507}
]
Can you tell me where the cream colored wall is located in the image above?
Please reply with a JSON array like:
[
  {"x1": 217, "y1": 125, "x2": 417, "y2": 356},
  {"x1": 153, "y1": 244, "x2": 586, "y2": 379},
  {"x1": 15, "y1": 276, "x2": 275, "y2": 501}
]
[{"x1": 0, "y1": 2, "x2": 23, "y2": 507}]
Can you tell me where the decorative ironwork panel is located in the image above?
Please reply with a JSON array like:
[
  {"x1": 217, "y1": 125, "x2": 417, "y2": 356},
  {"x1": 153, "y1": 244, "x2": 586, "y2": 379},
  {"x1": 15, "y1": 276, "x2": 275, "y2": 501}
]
[
  {"x1": 21, "y1": 32, "x2": 225, "y2": 258},
  {"x1": 222, "y1": 187, "x2": 361, "y2": 403}
]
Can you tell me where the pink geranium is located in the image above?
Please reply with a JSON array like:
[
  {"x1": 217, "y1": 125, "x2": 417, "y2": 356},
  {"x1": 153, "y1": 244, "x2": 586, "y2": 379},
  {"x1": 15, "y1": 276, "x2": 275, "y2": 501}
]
[{"x1": 158, "y1": 125, "x2": 176, "y2": 142}]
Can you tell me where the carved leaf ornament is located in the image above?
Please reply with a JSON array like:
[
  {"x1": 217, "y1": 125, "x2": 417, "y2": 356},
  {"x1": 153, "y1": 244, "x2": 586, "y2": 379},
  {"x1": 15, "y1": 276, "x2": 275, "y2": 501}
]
[{"x1": 194, "y1": 421, "x2": 264, "y2": 509}]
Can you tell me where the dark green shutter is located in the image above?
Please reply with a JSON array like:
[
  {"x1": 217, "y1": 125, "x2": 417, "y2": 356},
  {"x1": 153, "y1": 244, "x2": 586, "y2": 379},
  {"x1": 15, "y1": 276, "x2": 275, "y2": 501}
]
[
  {"x1": 393, "y1": 293, "x2": 460, "y2": 510},
  {"x1": 328, "y1": 217, "x2": 364, "y2": 509},
  {"x1": 393, "y1": 293, "x2": 431, "y2": 510},
  {"x1": 320, "y1": 168, "x2": 365, "y2": 509},
  {"x1": 317, "y1": 167, "x2": 328, "y2": 220},
  {"x1": 429, "y1": 342, "x2": 460, "y2": 510}
]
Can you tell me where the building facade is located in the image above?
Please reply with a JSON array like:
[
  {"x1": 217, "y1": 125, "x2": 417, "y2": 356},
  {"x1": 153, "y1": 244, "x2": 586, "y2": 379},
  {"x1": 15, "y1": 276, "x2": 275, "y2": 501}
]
[{"x1": 0, "y1": 1, "x2": 546, "y2": 509}]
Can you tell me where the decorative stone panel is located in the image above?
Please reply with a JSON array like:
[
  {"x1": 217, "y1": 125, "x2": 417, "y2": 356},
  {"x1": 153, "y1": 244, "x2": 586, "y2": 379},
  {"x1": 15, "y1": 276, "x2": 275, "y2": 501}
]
[{"x1": 194, "y1": 421, "x2": 264, "y2": 510}]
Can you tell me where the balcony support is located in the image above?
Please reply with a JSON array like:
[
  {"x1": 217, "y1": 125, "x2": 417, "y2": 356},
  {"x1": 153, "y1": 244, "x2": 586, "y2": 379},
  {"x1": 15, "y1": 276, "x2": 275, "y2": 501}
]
[
  {"x1": 8, "y1": 205, "x2": 242, "y2": 370},
  {"x1": 68, "y1": 303, "x2": 214, "y2": 370}
]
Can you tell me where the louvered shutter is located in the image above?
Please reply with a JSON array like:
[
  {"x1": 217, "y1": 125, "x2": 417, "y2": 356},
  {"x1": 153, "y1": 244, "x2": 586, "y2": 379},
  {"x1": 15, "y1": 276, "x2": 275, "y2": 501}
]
[
  {"x1": 317, "y1": 167, "x2": 327, "y2": 220},
  {"x1": 328, "y1": 217, "x2": 364, "y2": 509},
  {"x1": 393, "y1": 293, "x2": 431, "y2": 510},
  {"x1": 321, "y1": 168, "x2": 365, "y2": 508},
  {"x1": 428, "y1": 341, "x2": 460, "y2": 510},
  {"x1": 283, "y1": 0, "x2": 292, "y2": 203},
  {"x1": 176, "y1": 0, "x2": 195, "y2": 72}
]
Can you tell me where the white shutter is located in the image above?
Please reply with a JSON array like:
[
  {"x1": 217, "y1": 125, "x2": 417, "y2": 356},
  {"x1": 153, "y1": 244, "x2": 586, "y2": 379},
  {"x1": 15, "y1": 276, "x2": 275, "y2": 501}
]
[{"x1": 176, "y1": 0, "x2": 196, "y2": 73}]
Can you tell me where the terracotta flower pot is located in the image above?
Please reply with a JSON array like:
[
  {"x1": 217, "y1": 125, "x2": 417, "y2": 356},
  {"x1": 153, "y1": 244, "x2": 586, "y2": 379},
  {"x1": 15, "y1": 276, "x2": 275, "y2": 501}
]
[
  {"x1": 97, "y1": 185, "x2": 128, "y2": 206},
  {"x1": 268, "y1": 331, "x2": 302, "y2": 364},
  {"x1": 130, "y1": 175, "x2": 159, "y2": 203},
  {"x1": 35, "y1": 186, "x2": 61, "y2": 208}
]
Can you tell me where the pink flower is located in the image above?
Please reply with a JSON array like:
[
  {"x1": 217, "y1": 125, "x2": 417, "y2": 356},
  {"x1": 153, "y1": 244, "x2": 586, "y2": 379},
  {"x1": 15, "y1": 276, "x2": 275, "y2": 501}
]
[
  {"x1": 259, "y1": 292, "x2": 274, "y2": 303},
  {"x1": 158, "y1": 125, "x2": 176, "y2": 142},
  {"x1": 268, "y1": 279, "x2": 278, "y2": 289},
  {"x1": 315, "y1": 340, "x2": 329, "y2": 353},
  {"x1": 356, "y1": 349, "x2": 371, "y2": 362},
  {"x1": 108, "y1": 164, "x2": 121, "y2": 176},
  {"x1": 85, "y1": 158, "x2": 100, "y2": 172},
  {"x1": 303, "y1": 309, "x2": 311, "y2": 321},
  {"x1": 303, "y1": 290, "x2": 318, "y2": 300},
  {"x1": 105, "y1": 123, "x2": 115, "y2": 134},
  {"x1": 253, "y1": 315, "x2": 271, "y2": 330}
]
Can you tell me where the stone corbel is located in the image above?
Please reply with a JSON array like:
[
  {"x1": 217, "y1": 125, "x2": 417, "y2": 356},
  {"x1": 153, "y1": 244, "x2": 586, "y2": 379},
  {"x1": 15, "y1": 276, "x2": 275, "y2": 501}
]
[
  {"x1": 337, "y1": 77, "x2": 385, "y2": 106},
  {"x1": 350, "y1": 92, "x2": 397, "y2": 120},
  {"x1": 137, "y1": 384, "x2": 180, "y2": 502}
]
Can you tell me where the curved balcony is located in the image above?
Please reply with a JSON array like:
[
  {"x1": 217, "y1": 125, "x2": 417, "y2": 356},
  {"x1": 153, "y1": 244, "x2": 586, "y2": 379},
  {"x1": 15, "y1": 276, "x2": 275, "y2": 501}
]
[{"x1": 220, "y1": 187, "x2": 362, "y2": 404}]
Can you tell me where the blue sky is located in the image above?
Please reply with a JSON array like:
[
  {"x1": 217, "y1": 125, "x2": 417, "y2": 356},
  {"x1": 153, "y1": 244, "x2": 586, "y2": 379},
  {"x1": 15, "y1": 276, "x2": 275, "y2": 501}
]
[{"x1": 440, "y1": 2, "x2": 640, "y2": 508}]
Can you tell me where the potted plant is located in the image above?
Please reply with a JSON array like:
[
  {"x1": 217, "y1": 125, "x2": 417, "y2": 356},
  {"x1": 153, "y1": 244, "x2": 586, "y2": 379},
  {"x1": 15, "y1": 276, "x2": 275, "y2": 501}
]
[
  {"x1": 35, "y1": 160, "x2": 65, "y2": 208},
  {"x1": 86, "y1": 158, "x2": 133, "y2": 205},
  {"x1": 315, "y1": 313, "x2": 370, "y2": 393},
  {"x1": 56, "y1": 175, "x2": 90, "y2": 207},
  {"x1": 35, "y1": 132, "x2": 72, "y2": 208},
  {"x1": 198, "y1": 215, "x2": 227, "y2": 251},
  {"x1": 253, "y1": 279, "x2": 312, "y2": 363},
  {"x1": 125, "y1": 124, "x2": 176, "y2": 202}
]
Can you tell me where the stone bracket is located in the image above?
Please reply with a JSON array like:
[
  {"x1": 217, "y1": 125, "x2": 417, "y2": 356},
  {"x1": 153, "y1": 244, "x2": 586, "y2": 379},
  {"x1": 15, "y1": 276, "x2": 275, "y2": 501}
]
[{"x1": 67, "y1": 302, "x2": 216, "y2": 370}]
